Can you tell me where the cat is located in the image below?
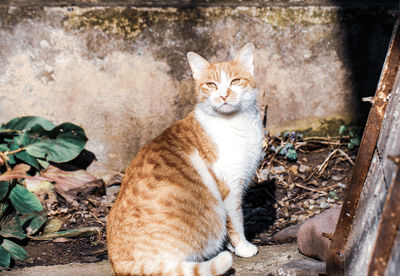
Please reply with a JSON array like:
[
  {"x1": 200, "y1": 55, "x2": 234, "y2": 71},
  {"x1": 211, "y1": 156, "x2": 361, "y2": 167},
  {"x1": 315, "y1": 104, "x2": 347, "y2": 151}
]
[{"x1": 106, "y1": 43, "x2": 264, "y2": 276}]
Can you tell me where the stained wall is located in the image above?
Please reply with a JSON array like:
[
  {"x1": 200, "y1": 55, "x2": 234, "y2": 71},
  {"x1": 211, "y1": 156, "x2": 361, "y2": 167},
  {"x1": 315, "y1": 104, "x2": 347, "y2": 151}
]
[{"x1": 0, "y1": 1, "x2": 397, "y2": 177}]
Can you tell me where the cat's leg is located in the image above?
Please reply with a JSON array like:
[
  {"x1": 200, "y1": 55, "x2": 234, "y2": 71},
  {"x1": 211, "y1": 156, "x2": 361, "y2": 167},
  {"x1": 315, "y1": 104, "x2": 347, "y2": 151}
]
[{"x1": 224, "y1": 191, "x2": 258, "y2": 258}]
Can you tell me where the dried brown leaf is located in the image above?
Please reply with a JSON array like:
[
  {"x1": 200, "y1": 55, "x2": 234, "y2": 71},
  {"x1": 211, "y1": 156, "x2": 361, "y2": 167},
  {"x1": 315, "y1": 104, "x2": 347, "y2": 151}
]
[
  {"x1": 38, "y1": 166, "x2": 104, "y2": 202},
  {"x1": 42, "y1": 166, "x2": 97, "y2": 192},
  {"x1": 0, "y1": 164, "x2": 31, "y2": 181}
]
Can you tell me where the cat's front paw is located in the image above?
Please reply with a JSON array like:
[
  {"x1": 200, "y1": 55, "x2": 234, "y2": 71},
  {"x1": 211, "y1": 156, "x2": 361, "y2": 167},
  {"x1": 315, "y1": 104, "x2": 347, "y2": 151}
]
[
  {"x1": 227, "y1": 242, "x2": 235, "y2": 252},
  {"x1": 234, "y1": 240, "x2": 258, "y2": 258}
]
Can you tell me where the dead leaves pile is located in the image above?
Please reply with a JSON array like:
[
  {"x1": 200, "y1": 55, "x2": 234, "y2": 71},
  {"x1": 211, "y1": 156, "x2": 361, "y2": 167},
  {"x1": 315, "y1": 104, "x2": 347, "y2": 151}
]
[{"x1": 251, "y1": 133, "x2": 357, "y2": 244}]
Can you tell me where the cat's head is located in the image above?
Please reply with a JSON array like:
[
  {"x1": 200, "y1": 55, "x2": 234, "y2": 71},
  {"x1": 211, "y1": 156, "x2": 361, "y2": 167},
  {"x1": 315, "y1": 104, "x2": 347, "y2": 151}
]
[{"x1": 187, "y1": 43, "x2": 256, "y2": 115}]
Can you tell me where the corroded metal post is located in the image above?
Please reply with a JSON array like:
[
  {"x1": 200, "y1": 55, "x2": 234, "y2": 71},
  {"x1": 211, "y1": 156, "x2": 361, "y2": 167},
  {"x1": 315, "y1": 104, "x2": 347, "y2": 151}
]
[{"x1": 326, "y1": 17, "x2": 400, "y2": 276}]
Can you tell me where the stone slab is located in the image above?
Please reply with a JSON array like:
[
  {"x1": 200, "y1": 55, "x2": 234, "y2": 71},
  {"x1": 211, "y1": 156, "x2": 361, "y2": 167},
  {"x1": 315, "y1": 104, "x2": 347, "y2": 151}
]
[
  {"x1": 2, "y1": 243, "x2": 312, "y2": 276},
  {"x1": 278, "y1": 259, "x2": 326, "y2": 276}
]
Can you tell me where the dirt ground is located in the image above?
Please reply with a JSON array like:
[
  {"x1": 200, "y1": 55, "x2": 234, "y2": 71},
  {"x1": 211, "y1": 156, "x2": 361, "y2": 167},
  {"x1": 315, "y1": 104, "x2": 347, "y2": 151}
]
[{"x1": 11, "y1": 133, "x2": 356, "y2": 269}]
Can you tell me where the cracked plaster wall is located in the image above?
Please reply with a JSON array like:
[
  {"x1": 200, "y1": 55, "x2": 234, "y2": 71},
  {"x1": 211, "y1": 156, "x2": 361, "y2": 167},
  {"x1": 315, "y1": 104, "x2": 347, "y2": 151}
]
[{"x1": 0, "y1": 4, "x2": 396, "y2": 176}]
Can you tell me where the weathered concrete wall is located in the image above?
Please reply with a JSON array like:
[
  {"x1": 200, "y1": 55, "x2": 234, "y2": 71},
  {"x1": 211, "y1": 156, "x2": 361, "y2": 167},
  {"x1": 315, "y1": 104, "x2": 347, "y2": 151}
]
[{"x1": 0, "y1": 2, "x2": 396, "y2": 176}]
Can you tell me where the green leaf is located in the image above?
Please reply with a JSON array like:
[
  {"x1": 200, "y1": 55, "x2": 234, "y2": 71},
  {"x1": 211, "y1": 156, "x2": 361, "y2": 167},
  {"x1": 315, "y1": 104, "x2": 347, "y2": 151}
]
[
  {"x1": 0, "y1": 202, "x2": 8, "y2": 217},
  {"x1": 350, "y1": 137, "x2": 360, "y2": 147},
  {"x1": 0, "y1": 144, "x2": 8, "y2": 152},
  {"x1": 20, "y1": 211, "x2": 47, "y2": 236},
  {"x1": 0, "y1": 214, "x2": 25, "y2": 240},
  {"x1": 1, "y1": 239, "x2": 29, "y2": 260},
  {"x1": 0, "y1": 181, "x2": 9, "y2": 201},
  {"x1": 15, "y1": 151, "x2": 40, "y2": 170},
  {"x1": 27, "y1": 215, "x2": 47, "y2": 235},
  {"x1": 9, "y1": 184, "x2": 43, "y2": 214},
  {"x1": 29, "y1": 226, "x2": 101, "y2": 240},
  {"x1": 25, "y1": 123, "x2": 87, "y2": 163},
  {"x1": 329, "y1": 191, "x2": 339, "y2": 200},
  {"x1": 36, "y1": 159, "x2": 49, "y2": 169},
  {"x1": 339, "y1": 125, "x2": 347, "y2": 135},
  {"x1": 286, "y1": 148, "x2": 297, "y2": 161},
  {"x1": 43, "y1": 218, "x2": 63, "y2": 235},
  {"x1": 274, "y1": 145, "x2": 282, "y2": 154},
  {"x1": 0, "y1": 246, "x2": 11, "y2": 267},
  {"x1": 13, "y1": 131, "x2": 36, "y2": 148},
  {"x1": 0, "y1": 116, "x2": 55, "y2": 132},
  {"x1": 7, "y1": 140, "x2": 19, "y2": 166}
]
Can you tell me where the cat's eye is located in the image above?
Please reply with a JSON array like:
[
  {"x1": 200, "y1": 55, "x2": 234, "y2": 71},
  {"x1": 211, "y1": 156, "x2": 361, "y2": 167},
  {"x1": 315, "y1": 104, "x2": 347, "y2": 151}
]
[
  {"x1": 206, "y1": 82, "x2": 217, "y2": 89},
  {"x1": 231, "y1": 79, "x2": 241, "y2": 85}
]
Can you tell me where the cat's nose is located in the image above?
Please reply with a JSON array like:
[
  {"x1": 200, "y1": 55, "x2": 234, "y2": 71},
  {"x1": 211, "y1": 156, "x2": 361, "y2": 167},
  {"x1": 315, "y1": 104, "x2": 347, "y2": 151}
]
[{"x1": 220, "y1": 88, "x2": 231, "y2": 101}]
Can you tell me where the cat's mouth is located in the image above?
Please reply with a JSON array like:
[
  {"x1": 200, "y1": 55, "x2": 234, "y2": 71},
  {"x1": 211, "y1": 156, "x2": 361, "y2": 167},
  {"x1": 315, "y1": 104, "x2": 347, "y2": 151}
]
[{"x1": 214, "y1": 102, "x2": 239, "y2": 114}]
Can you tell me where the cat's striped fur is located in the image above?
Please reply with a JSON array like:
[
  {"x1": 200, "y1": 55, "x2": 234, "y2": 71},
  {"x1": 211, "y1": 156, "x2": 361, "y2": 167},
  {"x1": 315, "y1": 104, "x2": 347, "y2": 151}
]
[{"x1": 107, "y1": 43, "x2": 264, "y2": 276}]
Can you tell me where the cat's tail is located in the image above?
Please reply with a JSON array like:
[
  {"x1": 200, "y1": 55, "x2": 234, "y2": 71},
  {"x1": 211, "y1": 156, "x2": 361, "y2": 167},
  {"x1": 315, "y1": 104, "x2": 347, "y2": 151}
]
[{"x1": 112, "y1": 250, "x2": 233, "y2": 276}]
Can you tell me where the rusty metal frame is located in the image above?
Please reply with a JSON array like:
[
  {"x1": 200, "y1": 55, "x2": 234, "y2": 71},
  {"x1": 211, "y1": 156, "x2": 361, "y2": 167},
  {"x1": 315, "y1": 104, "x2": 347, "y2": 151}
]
[
  {"x1": 367, "y1": 156, "x2": 400, "y2": 276},
  {"x1": 326, "y1": 17, "x2": 400, "y2": 276}
]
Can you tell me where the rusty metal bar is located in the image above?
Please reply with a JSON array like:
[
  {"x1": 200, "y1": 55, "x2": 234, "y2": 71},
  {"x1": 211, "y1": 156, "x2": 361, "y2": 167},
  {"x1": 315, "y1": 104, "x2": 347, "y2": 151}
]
[
  {"x1": 326, "y1": 17, "x2": 400, "y2": 276},
  {"x1": 367, "y1": 156, "x2": 400, "y2": 276}
]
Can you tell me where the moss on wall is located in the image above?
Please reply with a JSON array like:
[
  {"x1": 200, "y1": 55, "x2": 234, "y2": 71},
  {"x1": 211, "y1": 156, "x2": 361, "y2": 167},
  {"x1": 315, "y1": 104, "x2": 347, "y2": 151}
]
[
  {"x1": 0, "y1": 4, "x2": 396, "y2": 173},
  {"x1": 256, "y1": 6, "x2": 338, "y2": 28}
]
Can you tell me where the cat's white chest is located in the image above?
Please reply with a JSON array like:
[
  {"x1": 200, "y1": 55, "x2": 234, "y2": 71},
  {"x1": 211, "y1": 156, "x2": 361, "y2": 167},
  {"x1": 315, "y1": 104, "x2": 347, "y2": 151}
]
[{"x1": 195, "y1": 109, "x2": 263, "y2": 190}]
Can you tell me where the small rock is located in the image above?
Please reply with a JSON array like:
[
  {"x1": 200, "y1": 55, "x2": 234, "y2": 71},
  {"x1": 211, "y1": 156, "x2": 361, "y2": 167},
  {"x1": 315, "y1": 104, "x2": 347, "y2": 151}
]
[
  {"x1": 106, "y1": 184, "x2": 120, "y2": 196},
  {"x1": 273, "y1": 223, "x2": 303, "y2": 244},
  {"x1": 278, "y1": 259, "x2": 326, "y2": 276},
  {"x1": 338, "y1": 182, "x2": 347, "y2": 188},
  {"x1": 297, "y1": 206, "x2": 341, "y2": 261},
  {"x1": 289, "y1": 165, "x2": 299, "y2": 175},
  {"x1": 320, "y1": 202, "x2": 330, "y2": 209},
  {"x1": 299, "y1": 164, "x2": 310, "y2": 173},
  {"x1": 259, "y1": 168, "x2": 270, "y2": 180},
  {"x1": 308, "y1": 179, "x2": 320, "y2": 187},
  {"x1": 332, "y1": 174, "x2": 345, "y2": 181},
  {"x1": 311, "y1": 193, "x2": 320, "y2": 200},
  {"x1": 53, "y1": 238, "x2": 71, "y2": 243},
  {"x1": 327, "y1": 197, "x2": 335, "y2": 203},
  {"x1": 271, "y1": 166, "x2": 286, "y2": 174}
]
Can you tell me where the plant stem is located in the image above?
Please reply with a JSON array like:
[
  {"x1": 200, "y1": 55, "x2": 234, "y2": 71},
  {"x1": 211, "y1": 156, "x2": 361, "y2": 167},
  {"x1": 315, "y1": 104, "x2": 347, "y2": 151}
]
[
  {"x1": 0, "y1": 152, "x2": 10, "y2": 171},
  {"x1": 0, "y1": 148, "x2": 26, "y2": 171},
  {"x1": 6, "y1": 147, "x2": 25, "y2": 156}
]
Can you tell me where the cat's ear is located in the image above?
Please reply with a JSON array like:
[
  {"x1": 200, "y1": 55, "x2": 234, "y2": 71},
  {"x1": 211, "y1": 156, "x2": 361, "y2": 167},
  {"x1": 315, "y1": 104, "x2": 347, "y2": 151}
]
[
  {"x1": 187, "y1": 52, "x2": 210, "y2": 80},
  {"x1": 234, "y1": 43, "x2": 255, "y2": 76}
]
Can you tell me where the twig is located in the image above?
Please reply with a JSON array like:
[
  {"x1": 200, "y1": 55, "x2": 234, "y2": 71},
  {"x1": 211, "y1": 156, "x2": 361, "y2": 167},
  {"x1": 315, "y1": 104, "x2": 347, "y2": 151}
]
[
  {"x1": 295, "y1": 183, "x2": 328, "y2": 195},
  {"x1": 288, "y1": 191, "x2": 314, "y2": 203},
  {"x1": 336, "y1": 148, "x2": 355, "y2": 166},
  {"x1": 318, "y1": 149, "x2": 339, "y2": 174},
  {"x1": 320, "y1": 183, "x2": 340, "y2": 191},
  {"x1": 318, "y1": 148, "x2": 355, "y2": 175},
  {"x1": 296, "y1": 141, "x2": 344, "y2": 149},
  {"x1": 90, "y1": 211, "x2": 105, "y2": 226},
  {"x1": 0, "y1": 152, "x2": 10, "y2": 171},
  {"x1": 265, "y1": 151, "x2": 279, "y2": 181},
  {"x1": 264, "y1": 188, "x2": 283, "y2": 206},
  {"x1": 302, "y1": 136, "x2": 349, "y2": 141},
  {"x1": 303, "y1": 168, "x2": 319, "y2": 183}
]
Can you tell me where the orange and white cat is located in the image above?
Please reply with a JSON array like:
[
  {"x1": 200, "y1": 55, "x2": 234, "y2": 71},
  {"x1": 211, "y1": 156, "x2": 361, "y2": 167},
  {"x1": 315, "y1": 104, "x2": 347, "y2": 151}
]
[{"x1": 107, "y1": 43, "x2": 264, "y2": 276}]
